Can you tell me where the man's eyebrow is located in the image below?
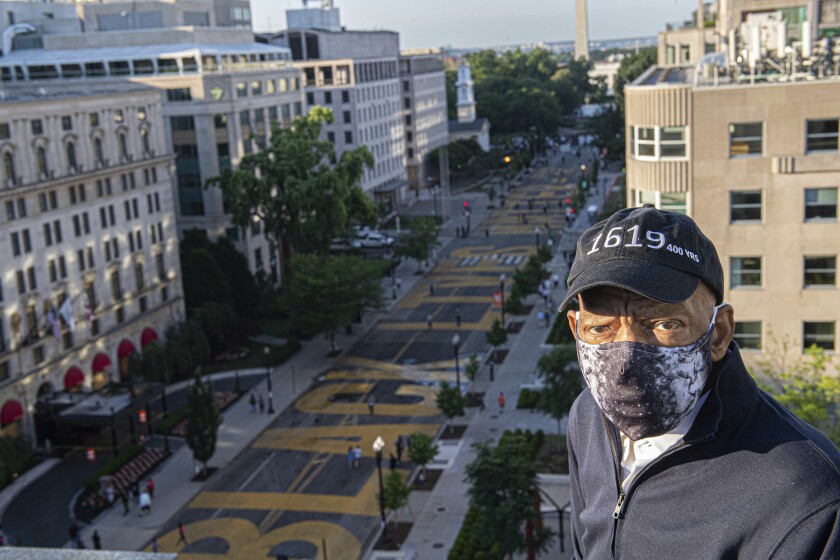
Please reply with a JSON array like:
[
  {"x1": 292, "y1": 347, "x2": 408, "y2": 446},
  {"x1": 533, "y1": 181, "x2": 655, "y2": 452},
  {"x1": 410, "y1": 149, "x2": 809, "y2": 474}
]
[{"x1": 581, "y1": 301, "x2": 690, "y2": 319}]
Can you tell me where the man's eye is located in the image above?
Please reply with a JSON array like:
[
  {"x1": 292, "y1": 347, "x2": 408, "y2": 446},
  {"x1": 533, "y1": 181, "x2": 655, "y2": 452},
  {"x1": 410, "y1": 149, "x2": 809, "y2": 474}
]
[
  {"x1": 588, "y1": 325, "x2": 609, "y2": 335},
  {"x1": 654, "y1": 321, "x2": 679, "y2": 331}
]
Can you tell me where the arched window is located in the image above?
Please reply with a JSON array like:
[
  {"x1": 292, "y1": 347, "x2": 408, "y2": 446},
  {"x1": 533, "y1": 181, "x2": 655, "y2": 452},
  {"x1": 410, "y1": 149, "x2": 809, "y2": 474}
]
[
  {"x1": 2, "y1": 152, "x2": 15, "y2": 184},
  {"x1": 36, "y1": 146, "x2": 48, "y2": 177},
  {"x1": 140, "y1": 128, "x2": 151, "y2": 155},
  {"x1": 118, "y1": 132, "x2": 128, "y2": 161},
  {"x1": 66, "y1": 141, "x2": 77, "y2": 171},
  {"x1": 94, "y1": 137, "x2": 104, "y2": 166}
]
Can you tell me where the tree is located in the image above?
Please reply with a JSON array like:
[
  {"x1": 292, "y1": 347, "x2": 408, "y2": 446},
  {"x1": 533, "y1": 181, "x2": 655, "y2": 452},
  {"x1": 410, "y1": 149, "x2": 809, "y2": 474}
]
[
  {"x1": 194, "y1": 302, "x2": 237, "y2": 355},
  {"x1": 206, "y1": 108, "x2": 377, "y2": 273},
  {"x1": 465, "y1": 355, "x2": 480, "y2": 382},
  {"x1": 381, "y1": 469, "x2": 412, "y2": 530},
  {"x1": 408, "y1": 433, "x2": 439, "y2": 482},
  {"x1": 185, "y1": 371, "x2": 222, "y2": 476},
  {"x1": 536, "y1": 345, "x2": 584, "y2": 448},
  {"x1": 284, "y1": 254, "x2": 384, "y2": 353},
  {"x1": 181, "y1": 248, "x2": 232, "y2": 313},
  {"x1": 486, "y1": 319, "x2": 508, "y2": 363},
  {"x1": 396, "y1": 216, "x2": 440, "y2": 272},
  {"x1": 466, "y1": 436, "x2": 553, "y2": 559},
  {"x1": 614, "y1": 48, "x2": 657, "y2": 114},
  {"x1": 436, "y1": 381, "x2": 466, "y2": 433},
  {"x1": 0, "y1": 435, "x2": 36, "y2": 490},
  {"x1": 754, "y1": 343, "x2": 840, "y2": 446},
  {"x1": 208, "y1": 237, "x2": 261, "y2": 317}
]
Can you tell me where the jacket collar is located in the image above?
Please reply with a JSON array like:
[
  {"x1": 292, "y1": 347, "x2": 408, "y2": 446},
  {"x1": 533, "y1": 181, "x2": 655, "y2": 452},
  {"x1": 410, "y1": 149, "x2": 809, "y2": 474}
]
[{"x1": 684, "y1": 341, "x2": 759, "y2": 443}]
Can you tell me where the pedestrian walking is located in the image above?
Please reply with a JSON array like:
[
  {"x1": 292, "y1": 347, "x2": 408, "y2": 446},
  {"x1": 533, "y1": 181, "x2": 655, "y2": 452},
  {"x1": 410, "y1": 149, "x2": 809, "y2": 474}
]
[
  {"x1": 395, "y1": 436, "x2": 404, "y2": 462},
  {"x1": 146, "y1": 478, "x2": 155, "y2": 499},
  {"x1": 395, "y1": 277, "x2": 402, "y2": 291},
  {"x1": 427, "y1": 313, "x2": 433, "y2": 329},
  {"x1": 105, "y1": 484, "x2": 114, "y2": 505},
  {"x1": 489, "y1": 360, "x2": 495, "y2": 381},
  {"x1": 130, "y1": 479, "x2": 140, "y2": 504},
  {"x1": 389, "y1": 453, "x2": 398, "y2": 470},
  {"x1": 552, "y1": 272, "x2": 560, "y2": 289},
  {"x1": 367, "y1": 395, "x2": 376, "y2": 415},
  {"x1": 429, "y1": 283, "x2": 435, "y2": 296},
  {"x1": 92, "y1": 531, "x2": 101, "y2": 550},
  {"x1": 353, "y1": 445, "x2": 362, "y2": 468},
  {"x1": 258, "y1": 394, "x2": 265, "y2": 414},
  {"x1": 455, "y1": 308, "x2": 461, "y2": 328},
  {"x1": 478, "y1": 395, "x2": 486, "y2": 411},
  {"x1": 538, "y1": 310, "x2": 546, "y2": 327},
  {"x1": 150, "y1": 537, "x2": 159, "y2": 552},
  {"x1": 177, "y1": 522, "x2": 188, "y2": 545},
  {"x1": 498, "y1": 392, "x2": 506, "y2": 413},
  {"x1": 347, "y1": 446, "x2": 355, "y2": 469},
  {"x1": 484, "y1": 228, "x2": 489, "y2": 238},
  {"x1": 249, "y1": 393, "x2": 257, "y2": 413},
  {"x1": 139, "y1": 490, "x2": 151, "y2": 516},
  {"x1": 392, "y1": 287, "x2": 397, "y2": 300},
  {"x1": 121, "y1": 492, "x2": 130, "y2": 515}
]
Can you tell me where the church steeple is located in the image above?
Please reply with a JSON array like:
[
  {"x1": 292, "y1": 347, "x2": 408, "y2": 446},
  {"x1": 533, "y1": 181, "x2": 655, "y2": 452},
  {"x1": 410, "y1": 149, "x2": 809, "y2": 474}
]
[{"x1": 456, "y1": 61, "x2": 476, "y2": 124}]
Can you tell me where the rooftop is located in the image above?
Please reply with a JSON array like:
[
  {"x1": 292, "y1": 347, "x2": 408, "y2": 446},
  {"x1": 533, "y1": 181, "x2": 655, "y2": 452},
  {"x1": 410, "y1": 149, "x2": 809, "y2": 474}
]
[{"x1": 449, "y1": 118, "x2": 490, "y2": 133}]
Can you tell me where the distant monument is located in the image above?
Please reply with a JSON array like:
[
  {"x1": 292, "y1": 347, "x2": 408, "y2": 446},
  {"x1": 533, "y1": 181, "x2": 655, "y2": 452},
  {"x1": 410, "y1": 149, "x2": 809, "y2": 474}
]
[
  {"x1": 575, "y1": 0, "x2": 590, "y2": 60},
  {"x1": 449, "y1": 60, "x2": 491, "y2": 151}
]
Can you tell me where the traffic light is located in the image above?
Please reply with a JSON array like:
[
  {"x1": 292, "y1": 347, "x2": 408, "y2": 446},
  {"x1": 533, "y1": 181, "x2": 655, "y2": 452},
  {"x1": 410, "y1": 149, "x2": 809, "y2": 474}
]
[
  {"x1": 463, "y1": 200, "x2": 469, "y2": 209},
  {"x1": 581, "y1": 180, "x2": 588, "y2": 190},
  {"x1": 503, "y1": 155, "x2": 511, "y2": 165},
  {"x1": 565, "y1": 198, "x2": 571, "y2": 206}
]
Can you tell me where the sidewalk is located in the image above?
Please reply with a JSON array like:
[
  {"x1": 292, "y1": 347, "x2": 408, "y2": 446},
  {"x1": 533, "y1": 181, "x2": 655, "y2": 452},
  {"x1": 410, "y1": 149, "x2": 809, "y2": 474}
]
[{"x1": 71, "y1": 195, "x2": 490, "y2": 553}]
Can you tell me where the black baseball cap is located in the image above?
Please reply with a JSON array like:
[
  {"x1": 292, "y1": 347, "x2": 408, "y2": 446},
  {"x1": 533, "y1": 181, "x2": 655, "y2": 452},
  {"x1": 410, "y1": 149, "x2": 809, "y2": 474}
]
[{"x1": 558, "y1": 205, "x2": 723, "y2": 311}]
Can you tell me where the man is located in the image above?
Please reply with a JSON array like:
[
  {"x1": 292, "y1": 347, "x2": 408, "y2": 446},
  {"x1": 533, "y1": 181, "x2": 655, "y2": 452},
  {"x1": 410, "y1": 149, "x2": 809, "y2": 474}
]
[{"x1": 560, "y1": 205, "x2": 840, "y2": 559}]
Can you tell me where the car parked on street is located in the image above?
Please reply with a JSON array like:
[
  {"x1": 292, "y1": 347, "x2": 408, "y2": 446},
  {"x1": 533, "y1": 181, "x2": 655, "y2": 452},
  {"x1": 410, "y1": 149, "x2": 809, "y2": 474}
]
[
  {"x1": 355, "y1": 231, "x2": 394, "y2": 248},
  {"x1": 329, "y1": 237, "x2": 362, "y2": 253}
]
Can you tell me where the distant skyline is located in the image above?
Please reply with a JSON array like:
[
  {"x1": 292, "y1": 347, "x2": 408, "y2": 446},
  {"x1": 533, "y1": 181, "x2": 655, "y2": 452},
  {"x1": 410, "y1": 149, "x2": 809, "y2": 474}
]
[{"x1": 251, "y1": 0, "x2": 693, "y2": 49}]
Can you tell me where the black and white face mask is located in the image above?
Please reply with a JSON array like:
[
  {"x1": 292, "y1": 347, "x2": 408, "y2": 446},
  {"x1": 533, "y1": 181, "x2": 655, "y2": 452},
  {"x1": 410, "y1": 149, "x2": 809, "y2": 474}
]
[{"x1": 575, "y1": 306, "x2": 720, "y2": 441}]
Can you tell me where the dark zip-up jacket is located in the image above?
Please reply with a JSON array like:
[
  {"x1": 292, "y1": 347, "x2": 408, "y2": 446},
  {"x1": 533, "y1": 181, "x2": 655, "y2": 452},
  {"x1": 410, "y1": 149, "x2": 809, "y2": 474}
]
[{"x1": 567, "y1": 342, "x2": 840, "y2": 559}]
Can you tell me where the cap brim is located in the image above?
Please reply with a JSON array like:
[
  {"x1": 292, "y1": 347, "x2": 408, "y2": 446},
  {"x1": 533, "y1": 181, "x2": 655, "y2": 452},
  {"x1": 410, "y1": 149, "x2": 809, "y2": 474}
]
[{"x1": 557, "y1": 259, "x2": 701, "y2": 312}]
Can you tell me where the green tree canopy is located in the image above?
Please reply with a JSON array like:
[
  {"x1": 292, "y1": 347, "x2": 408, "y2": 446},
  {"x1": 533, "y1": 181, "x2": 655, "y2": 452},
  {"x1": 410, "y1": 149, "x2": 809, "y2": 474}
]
[
  {"x1": 185, "y1": 372, "x2": 222, "y2": 474},
  {"x1": 436, "y1": 381, "x2": 466, "y2": 433},
  {"x1": 181, "y1": 248, "x2": 232, "y2": 312},
  {"x1": 396, "y1": 216, "x2": 440, "y2": 272},
  {"x1": 381, "y1": 469, "x2": 412, "y2": 527},
  {"x1": 284, "y1": 254, "x2": 384, "y2": 352},
  {"x1": 486, "y1": 318, "x2": 508, "y2": 361},
  {"x1": 408, "y1": 433, "x2": 440, "y2": 481},
  {"x1": 206, "y1": 107, "x2": 378, "y2": 268},
  {"x1": 466, "y1": 435, "x2": 553, "y2": 558},
  {"x1": 536, "y1": 345, "x2": 584, "y2": 447}
]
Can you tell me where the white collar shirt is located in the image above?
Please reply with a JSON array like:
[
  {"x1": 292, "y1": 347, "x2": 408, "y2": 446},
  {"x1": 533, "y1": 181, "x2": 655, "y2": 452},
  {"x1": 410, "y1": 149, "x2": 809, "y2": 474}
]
[{"x1": 619, "y1": 392, "x2": 710, "y2": 493}]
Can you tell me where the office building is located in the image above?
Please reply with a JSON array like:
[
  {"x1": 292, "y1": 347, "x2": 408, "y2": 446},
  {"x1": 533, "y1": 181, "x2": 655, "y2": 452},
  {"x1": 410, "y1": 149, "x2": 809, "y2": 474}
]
[
  {"x1": 399, "y1": 49, "x2": 449, "y2": 192},
  {"x1": 625, "y1": 0, "x2": 840, "y2": 369},
  {"x1": 0, "y1": 88, "x2": 184, "y2": 440},
  {"x1": 0, "y1": 26, "x2": 305, "y2": 280},
  {"x1": 265, "y1": 2, "x2": 410, "y2": 211}
]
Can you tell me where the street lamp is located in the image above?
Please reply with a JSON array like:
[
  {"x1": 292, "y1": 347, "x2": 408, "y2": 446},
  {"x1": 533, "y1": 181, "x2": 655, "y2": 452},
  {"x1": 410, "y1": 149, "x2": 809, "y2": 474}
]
[
  {"x1": 499, "y1": 273, "x2": 506, "y2": 326},
  {"x1": 534, "y1": 226, "x2": 541, "y2": 248},
  {"x1": 372, "y1": 436, "x2": 388, "y2": 537},
  {"x1": 451, "y1": 334, "x2": 461, "y2": 388},
  {"x1": 263, "y1": 346, "x2": 275, "y2": 414}
]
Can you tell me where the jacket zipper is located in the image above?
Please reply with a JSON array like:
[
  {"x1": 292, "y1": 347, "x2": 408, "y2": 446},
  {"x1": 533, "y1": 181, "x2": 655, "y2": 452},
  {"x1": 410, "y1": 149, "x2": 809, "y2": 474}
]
[{"x1": 601, "y1": 412, "x2": 625, "y2": 517}]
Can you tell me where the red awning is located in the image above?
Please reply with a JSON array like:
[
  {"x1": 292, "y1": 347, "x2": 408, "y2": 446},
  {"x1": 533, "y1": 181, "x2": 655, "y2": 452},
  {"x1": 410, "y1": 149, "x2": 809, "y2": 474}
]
[
  {"x1": 1, "y1": 400, "x2": 24, "y2": 425},
  {"x1": 140, "y1": 327, "x2": 158, "y2": 349},
  {"x1": 117, "y1": 339, "x2": 136, "y2": 359},
  {"x1": 92, "y1": 353, "x2": 112, "y2": 373},
  {"x1": 64, "y1": 367, "x2": 84, "y2": 389}
]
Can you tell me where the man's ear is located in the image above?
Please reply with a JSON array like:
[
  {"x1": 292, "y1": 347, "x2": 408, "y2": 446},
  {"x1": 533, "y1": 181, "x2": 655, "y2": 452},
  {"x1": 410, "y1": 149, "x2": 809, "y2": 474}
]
[
  {"x1": 567, "y1": 309, "x2": 578, "y2": 340},
  {"x1": 712, "y1": 304, "x2": 735, "y2": 361}
]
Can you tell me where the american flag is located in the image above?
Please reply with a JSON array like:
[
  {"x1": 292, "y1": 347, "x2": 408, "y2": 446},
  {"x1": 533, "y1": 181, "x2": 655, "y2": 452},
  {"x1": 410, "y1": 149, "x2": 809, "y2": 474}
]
[{"x1": 46, "y1": 306, "x2": 61, "y2": 341}]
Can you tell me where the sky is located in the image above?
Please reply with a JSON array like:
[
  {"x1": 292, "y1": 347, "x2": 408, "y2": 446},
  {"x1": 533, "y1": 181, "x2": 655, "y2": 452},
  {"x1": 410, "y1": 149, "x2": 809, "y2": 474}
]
[{"x1": 250, "y1": 0, "x2": 695, "y2": 49}]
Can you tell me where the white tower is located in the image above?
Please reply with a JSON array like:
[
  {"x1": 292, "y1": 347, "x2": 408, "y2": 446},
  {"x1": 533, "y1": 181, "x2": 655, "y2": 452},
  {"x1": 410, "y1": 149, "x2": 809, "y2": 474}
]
[
  {"x1": 575, "y1": 0, "x2": 590, "y2": 60},
  {"x1": 456, "y1": 61, "x2": 476, "y2": 124}
]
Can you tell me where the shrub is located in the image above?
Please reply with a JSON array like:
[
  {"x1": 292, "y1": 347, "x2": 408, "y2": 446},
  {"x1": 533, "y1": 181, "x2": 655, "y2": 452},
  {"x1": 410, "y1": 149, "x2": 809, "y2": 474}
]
[{"x1": 83, "y1": 445, "x2": 145, "y2": 492}]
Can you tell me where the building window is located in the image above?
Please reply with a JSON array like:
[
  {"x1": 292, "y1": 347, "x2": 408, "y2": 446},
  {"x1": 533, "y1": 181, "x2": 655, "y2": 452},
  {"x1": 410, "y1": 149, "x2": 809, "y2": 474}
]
[
  {"x1": 66, "y1": 142, "x2": 77, "y2": 171},
  {"x1": 804, "y1": 256, "x2": 836, "y2": 287},
  {"x1": 733, "y1": 321, "x2": 761, "y2": 350},
  {"x1": 324, "y1": 91, "x2": 332, "y2": 104},
  {"x1": 90, "y1": 113, "x2": 100, "y2": 127},
  {"x1": 240, "y1": 111, "x2": 250, "y2": 126},
  {"x1": 94, "y1": 137, "x2": 105, "y2": 166},
  {"x1": 141, "y1": 129, "x2": 151, "y2": 155},
  {"x1": 26, "y1": 266, "x2": 37, "y2": 291},
  {"x1": 31, "y1": 119, "x2": 43, "y2": 135},
  {"x1": 659, "y1": 127, "x2": 686, "y2": 157},
  {"x1": 729, "y1": 122, "x2": 763, "y2": 157},
  {"x1": 806, "y1": 119, "x2": 839, "y2": 153},
  {"x1": 327, "y1": 132, "x2": 335, "y2": 143},
  {"x1": 156, "y1": 253, "x2": 166, "y2": 281},
  {"x1": 236, "y1": 82, "x2": 247, "y2": 97},
  {"x1": 306, "y1": 92, "x2": 315, "y2": 106},
  {"x1": 342, "y1": 90, "x2": 350, "y2": 103},
  {"x1": 214, "y1": 113, "x2": 228, "y2": 129},
  {"x1": 111, "y1": 270, "x2": 122, "y2": 300},
  {"x1": 731, "y1": 257, "x2": 762, "y2": 288},
  {"x1": 34, "y1": 346, "x2": 44, "y2": 365},
  {"x1": 3, "y1": 152, "x2": 15, "y2": 184},
  {"x1": 36, "y1": 146, "x2": 49, "y2": 177},
  {"x1": 804, "y1": 187, "x2": 838, "y2": 221},
  {"x1": 730, "y1": 191, "x2": 762, "y2": 222},
  {"x1": 251, "y1": 80, "x2": 262, "y2": 95},
  {"x1": 166, "y1": 88, "x2": 192, "y2": 102},
  {"x1": 803, "y1": 322, "x2": 835, "y2": 351},
  {"x1": 343, "y1": 110, "x2": 351, "y2": 124},
  {"x1": 345, "y1": 131, "x2": 353, "y2": 144},
  {"x1": 634, "y1": 191, "x2": 687, "y2": 214}
]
